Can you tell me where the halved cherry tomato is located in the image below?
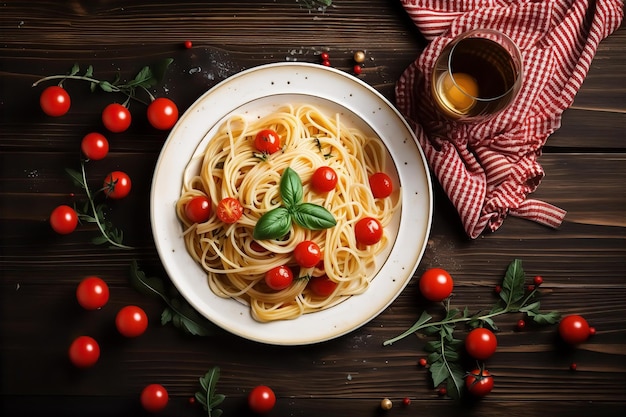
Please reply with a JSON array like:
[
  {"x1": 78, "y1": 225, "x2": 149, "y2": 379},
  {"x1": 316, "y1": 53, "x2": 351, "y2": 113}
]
[
  {"x1": 216, "y1": 197, "x2": 243, "y2": 224},
  {"x1": 76, "y1": 276, "x2": 110, "y2": 310},
  {"x1": 265, "y1": 265, "x2": 293, "y2": 290},
  {"x1": 115, "y1": 305, "x2": 148, "y2": 338},
  {"x1": 81, "y1": 132, "x2": 109, "y2": 160},
  {"x1": 185, "y1": 195, "x2": 212, "y2": 223},
  {"x1": 147, "y1": 97, "x2": 179, "y2": 130},
  {"x1": 465, "y1": 368, "x2": 494, "y2": 397},
  {"x1": 254, "y1": 129, "x2": 281, "y2": 154},
  {"x1": 369, "y1": 172, "x2": 393, "y2": 198},
  {"x1": 103, "y1": 171, "x2": 132, "y2": 199},
  {"x1": 102, "y1": 103, "x2": 131, "y2": 133},
  {"x1": 293, "y1": 240, "x2": 321, "y2": 268},
  {"x1": 311, "y1": 166, "x2": 338, "y2": 193},
  {"x1": 40, "y1": 85, "x2": 71, "y2": 117},
  {"x1": 354, "y1": 217, "x2": 383, "y2": 245},
  {"x1": 49, "y1": 205, "x2": 78, "y2": 235},
  {"x1": 68, "y1": 336, "x2": 100, "y2": 368},
  {"x1": 308, "y1": 275, "x2": 338, "y2": 297},
  {"x1": 248, "y1": 385, "x2": 276, "y2": 414},
  {"x1": 140, "y1": 384, "x2": 169, "y2": 412},
  {"x1": 419, "y1": 268, "x2": 453, "y2": 302},
  {"x1": 465, "y1": 328, "x2": 497, "y2": 360}
]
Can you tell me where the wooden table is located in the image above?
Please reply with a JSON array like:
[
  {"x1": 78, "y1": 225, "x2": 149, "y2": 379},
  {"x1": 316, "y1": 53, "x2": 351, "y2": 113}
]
[{"x1": 1, "y1": 1, "x2": 624, "y2": 416}]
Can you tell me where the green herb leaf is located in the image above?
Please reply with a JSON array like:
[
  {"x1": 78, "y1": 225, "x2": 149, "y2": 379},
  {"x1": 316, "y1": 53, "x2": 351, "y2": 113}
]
[
  {"x1": 280, "y1": 167, "x2": 303, "y2": 208},
  {"x1": 445, "y1": 362, "x2": 465, "y2": 400},
  {"x1": 500, "y1": 259, "x2": 525, "y2": 307},
  {"x1": 253, "y1": 207, "x2": 291, "y2": 240},
  {"x1": 528, "y1": 310, "x2": 561, "y2": 325},
  {"x1": 292, "y1": 203, "x2": 336, "y2": 230},
  {"x1": 429, "y1": 360, "x2": 450, "y2": 387},
  {"x1": 129, "y1": 261, "x2": 214, "y2": 336},
  {"x1": 151, "y1": 57, "x2": 174, "y2": 85},
  {"x1": 195, "y1": 367, "x2": 225, "y2": 417},
  {"x1": 69, "y1": 63, "x2": 80, "y2": 76}
]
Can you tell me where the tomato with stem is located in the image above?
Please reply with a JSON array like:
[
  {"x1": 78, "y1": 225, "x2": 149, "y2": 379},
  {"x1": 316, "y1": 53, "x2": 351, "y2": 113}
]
[
  {"x1": 103, "y1": 171, "x2": 132, "y2": 199},
  {"x1": 40, "y1": 85, "x2": 71, "y2": 117},
  {"x1": 465, "y1": 368, "x2": 494, "y2": 397},
  {"x1": 102, "y1": 103, "x2": 131, "y2": 133},
  {"x1": 254, "y1": 129, "x2": 281, "y2": 154},
  {"x1": 49, "y1": 205, "x2": 78, "y2": 234},
  {"x1": 147, "y1": 97, "x2": 179, "y2": 130}
]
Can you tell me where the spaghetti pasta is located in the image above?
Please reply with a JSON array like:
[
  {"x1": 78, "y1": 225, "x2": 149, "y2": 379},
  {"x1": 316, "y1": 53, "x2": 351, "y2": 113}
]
[{"x1": 176, "y1": 103, "x2": 401, "y2": 322}]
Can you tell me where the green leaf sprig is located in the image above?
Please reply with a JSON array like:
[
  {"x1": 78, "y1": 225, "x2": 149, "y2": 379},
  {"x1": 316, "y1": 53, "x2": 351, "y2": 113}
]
[
  {"x1": 383, "y1": 259, "x2": 561, "y2": 399},
  {"x1": 32, "y1": 59, "x2": 173, "y2": 106},
  {"x1": 129, "y1": 260, "x2": 215, "y2": 336},
  {"x1": 66, "y1": 160, "x2": 132, "y2": 249},
  {"x1": 195, "y1": 366, "x2": 225, "y2": 417},
  {"x1": 253, "y1": 167, "x2": 336, "y2": 240}
]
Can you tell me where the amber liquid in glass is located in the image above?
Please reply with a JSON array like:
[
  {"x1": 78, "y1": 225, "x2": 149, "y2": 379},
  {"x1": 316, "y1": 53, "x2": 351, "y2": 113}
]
[{"x1": 432, "y1": 37, "x2": 520, "y2": 120}]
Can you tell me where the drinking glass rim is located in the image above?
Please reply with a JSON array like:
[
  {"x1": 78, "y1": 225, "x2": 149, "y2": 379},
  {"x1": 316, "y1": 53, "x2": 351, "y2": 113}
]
[{"x1": 446, "y1": 28, "x2": 523, "y2": 103}]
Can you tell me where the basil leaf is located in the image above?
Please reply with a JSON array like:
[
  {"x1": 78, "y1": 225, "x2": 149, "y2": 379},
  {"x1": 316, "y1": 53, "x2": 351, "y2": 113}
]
[
  {"x1": 280, "y1": 167, "x2": 303, "y2": 208},
  {"x1": 253, "y1": 207, "x2": 291, "y2": 240},
  {"x1": 291, "y1": 203, "x2": 336, "y2": 230}
]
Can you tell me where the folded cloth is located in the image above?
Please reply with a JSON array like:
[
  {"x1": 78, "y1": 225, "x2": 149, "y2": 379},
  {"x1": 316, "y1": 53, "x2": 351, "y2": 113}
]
[{"x1": 396, "y1": 0, "x2": 624, "y2": 238}]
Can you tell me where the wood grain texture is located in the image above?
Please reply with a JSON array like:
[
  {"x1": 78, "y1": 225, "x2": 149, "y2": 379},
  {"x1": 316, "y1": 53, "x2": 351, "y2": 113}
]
[{"x1": 1, "y1": 1, "x2": 625, "y2": 416}]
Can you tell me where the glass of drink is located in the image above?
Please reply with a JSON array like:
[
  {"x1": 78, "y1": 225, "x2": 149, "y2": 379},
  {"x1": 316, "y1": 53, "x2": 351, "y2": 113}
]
[{"x1": 430, "y1": 29, "x2": 523, "y2": 121}]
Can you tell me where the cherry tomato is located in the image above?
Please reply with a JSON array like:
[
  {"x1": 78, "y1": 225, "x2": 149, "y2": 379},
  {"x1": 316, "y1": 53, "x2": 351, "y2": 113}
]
[
  {"x1": 40, "y1": 85, "x2": 70, "y2": 117},
  {"x1": 185, "y1": 195, "x2": 212, "y2": 223},
  {"x1": 293, "y1": 240, "x2": 321, "y2": 268},
  {"x1": 465, "y1": 368, "x2": 494, "y2": 397},
  {"x1": 308, "y1": 275, "x2": 338, "y2": 297},
  {"x1": 354, "y1": 217, "x2": 383, "y2": 245},
  {"x1": 68, "y1": 336, "x2": 100, "y2": 368},
  {"x1": 147, "y1": 97, "x2": 179, "y2": 130},
  {"x1": 216, "y1": 197, "x2": 243, "y2": 224},
  {"x1": 81, "y1": 132, "x2": 109, "y2": 161},
  {"x1": 265, "y1": 265, "x2": 294, "y2": 291},
  {"x1": 102, "y1": 103, "x2": 131, "y2": 133},
  {"x1": 49, "y1": 205, "x2": 78, "y2": 235},
  {"x1": 419, "y1": 268, "x2": 453, "y2": 302},
  {"x1": 115, "y1": 305, "x2": 148, "y2": 338},
  {"x1": 559, "y1": 314, "x2": 591, "y2": 345},
  {"x1": 254, "y1": 129, "x2": 281, "y2": 154},
  {"x1": 369, "y1": 172, "x2": 393, "y2": 198},
  {"x1": 465, "y1": 328, "x2": 497, "y2": 360},
  {"x1": 248, "y1": 385, "x2": 276, "y2": 414},
  {"x1": 76, "y1": 276, "x2": 110, "y2": 310},
  {"x1": 140, "y1": 384, "x2": 169, "y2": 413},
  {"x1": 311, "y1": 166, "x2": 338, "y2": 193},
  {"x1": 103, "y1": 171, "x2": 132, "y2": 199}
]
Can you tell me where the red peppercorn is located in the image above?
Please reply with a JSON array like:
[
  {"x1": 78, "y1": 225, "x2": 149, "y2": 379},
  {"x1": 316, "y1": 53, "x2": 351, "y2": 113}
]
[
  {"x1": 188, "y1": 396, "x2": 196, "y2": 405},
  {"x1": 494, "y1": 285, "x2": 502, "y2": 294},
  {"x1": 418, "y1": 358, "x2": 427, "y2": 367},
  {"x1": 516, "y1": 319, "x2": 526, "y2": 330},
  {"x1": 320, "y1": 52, "x2": 330, "y2": 61},
  {"x1": 589, "y1": 326, "x2": 596, "y2": 336},
  {"x1": 321, "y1": 60, "x2": 331, "y2": 67},
  {"x1": 438, "y1": 387, "x2": 447, "y2": 396},
  {"x1": 402, "y1": 397, "x2": 411, "y2": 406},
  {"x1": 533, "y1": 275, "x2": 543, "y2": 286},
  {"x1": 353, "y1": 64, "x2": 362, "y2": 75},
  {"x1": 570, "y1": 362, "x2": 577, "y2": 371},
  {"x1": 527, "y1": 284, "x2": 535, "y2": 291},
  {"x1": 183, "y1": 40, "x2": 193, "y2": 49}
]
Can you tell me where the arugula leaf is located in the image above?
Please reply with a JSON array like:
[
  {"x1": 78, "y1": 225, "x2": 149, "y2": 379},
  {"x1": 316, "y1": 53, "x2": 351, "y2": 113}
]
[
  {"x1": 500, "y1": 259, "x2": 525, "y2": 307},
  {"x1": 195, "y1": 367, "x2": 225, "y2": 417}
]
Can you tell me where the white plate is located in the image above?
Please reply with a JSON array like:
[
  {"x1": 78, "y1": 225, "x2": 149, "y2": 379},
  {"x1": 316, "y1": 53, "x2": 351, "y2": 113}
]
[{"x1": 150, "y1": 62, "x2": 432, "y2": 345}]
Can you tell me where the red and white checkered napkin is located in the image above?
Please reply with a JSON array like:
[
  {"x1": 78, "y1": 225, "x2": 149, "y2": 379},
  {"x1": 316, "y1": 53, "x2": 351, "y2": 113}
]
[{"x1": 396, "y1": 0, "x2": 623, "y2": 238}]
